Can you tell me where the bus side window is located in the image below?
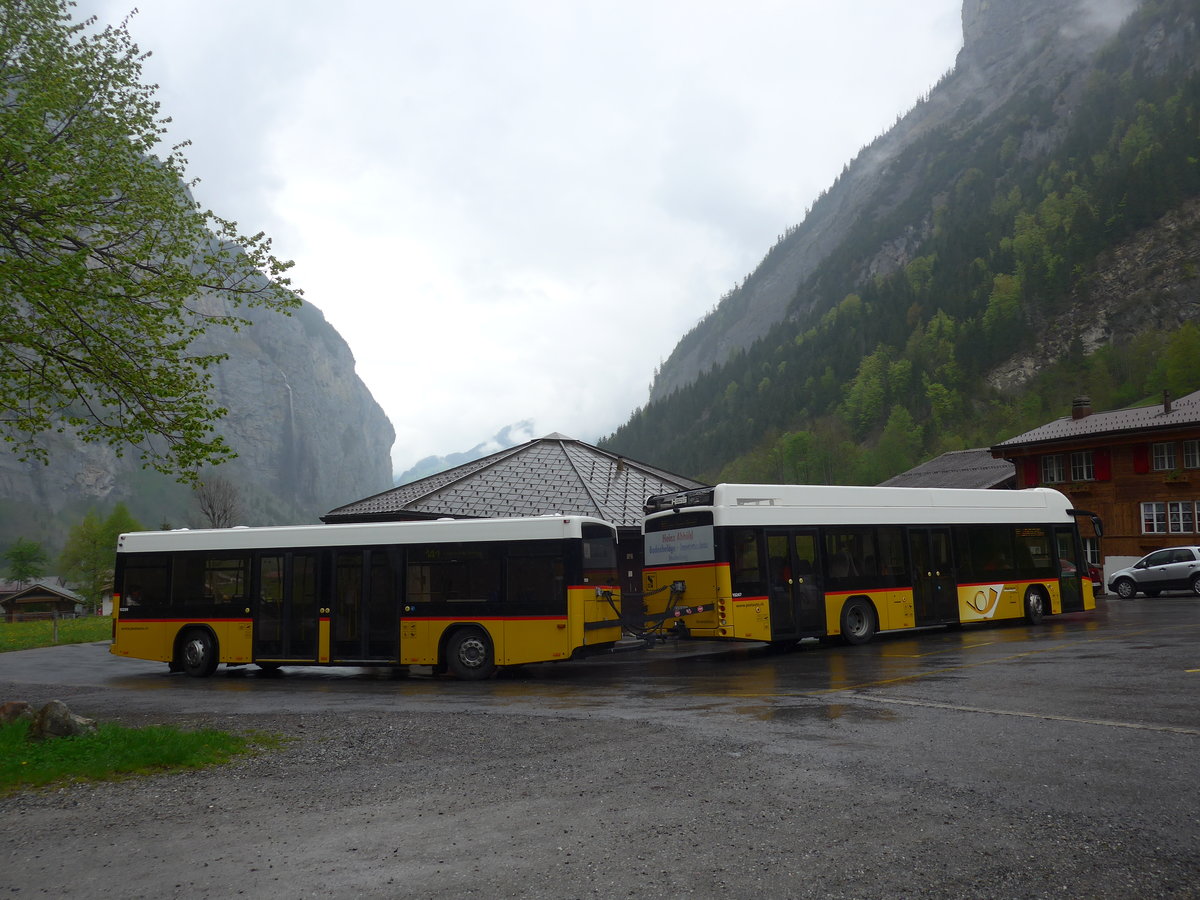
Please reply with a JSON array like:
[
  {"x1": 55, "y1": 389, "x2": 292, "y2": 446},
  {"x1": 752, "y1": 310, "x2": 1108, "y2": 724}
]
[
  {"x1": 121, "y1": 557, "x2": 171, "y2": 609},
  {"x1": 878, "y1": 527, "x2": 906, "y2": 584},
  {"x1": 730, "y1": 530, "x2": 765, "y2": 595}
]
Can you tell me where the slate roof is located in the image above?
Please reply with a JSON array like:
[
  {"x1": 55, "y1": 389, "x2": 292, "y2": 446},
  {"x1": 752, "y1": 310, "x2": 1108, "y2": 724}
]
[
  {"x1": 878, "y1": 449, "x2": 1016, "y2": 490},
  {"x1": 322, "y1": 434, "x2": 707, "y2": 528},
  {"x1": 992, "y1": 389, "x2": 1200, "y2": 450}
]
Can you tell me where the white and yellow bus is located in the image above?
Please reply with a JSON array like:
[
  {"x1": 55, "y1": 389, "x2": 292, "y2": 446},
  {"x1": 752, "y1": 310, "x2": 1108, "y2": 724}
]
[
  {"x1": 111, "y1": 516, "x2": 622, "y2": 679},
  {"x1": 640, "y1": 484, "x2": 1099, "y2": 645}
]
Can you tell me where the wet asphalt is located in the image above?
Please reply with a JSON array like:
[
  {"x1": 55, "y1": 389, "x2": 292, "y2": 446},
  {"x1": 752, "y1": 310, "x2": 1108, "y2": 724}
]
[{"x1": 1, "y1": 594, "x2": 1198, "y2": 898}]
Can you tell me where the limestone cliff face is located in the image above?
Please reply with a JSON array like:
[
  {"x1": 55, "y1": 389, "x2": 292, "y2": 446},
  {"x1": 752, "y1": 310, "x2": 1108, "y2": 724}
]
[
  {"x1": 0, "y1": 287, "x2": 395, "y2": 549},
  {"x1": 647, "y1": 0, "x2": 1142, "y2": 403},
  {"x1": 191, "y1": 292, "x2": 396, "y2": 522}
]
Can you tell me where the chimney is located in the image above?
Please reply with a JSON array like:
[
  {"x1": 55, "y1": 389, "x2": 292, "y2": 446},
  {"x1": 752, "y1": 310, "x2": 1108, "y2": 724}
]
[
  {"x1": 1164, "y1": 390, "x2": 1172, "y2": 414},
  {"x1": 1071, "y1": 396, "x2": 1092, "y2": 420}
]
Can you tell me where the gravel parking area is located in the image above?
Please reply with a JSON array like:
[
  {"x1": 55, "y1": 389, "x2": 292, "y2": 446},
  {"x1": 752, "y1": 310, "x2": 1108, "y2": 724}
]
[{"x1": 4, "y1": 700, "x2": 1198, "y2": 899}]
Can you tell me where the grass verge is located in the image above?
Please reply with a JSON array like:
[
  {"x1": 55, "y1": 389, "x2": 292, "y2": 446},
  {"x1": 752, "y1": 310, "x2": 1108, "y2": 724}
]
[
  {"x1": 0, "y1": 720, "x2": 275, "y2": 796},
  {"x1": 0, "y1": 617, "x2": 111, "y2": 652}
]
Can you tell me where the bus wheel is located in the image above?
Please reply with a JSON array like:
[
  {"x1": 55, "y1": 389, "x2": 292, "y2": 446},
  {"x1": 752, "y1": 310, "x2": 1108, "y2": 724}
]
[
  {"x1": 446, "y1": 626, "x2": 496, "y2": 680},
  {"x1": 180, "y1": 629, "x2": 219, "y2": 678},
  {"x1": 839, "y1": 598, "x2": 876, "y2": 645},
  {"x1": 1023, "y1": 587, "x2": 1046, "y2": 625}
]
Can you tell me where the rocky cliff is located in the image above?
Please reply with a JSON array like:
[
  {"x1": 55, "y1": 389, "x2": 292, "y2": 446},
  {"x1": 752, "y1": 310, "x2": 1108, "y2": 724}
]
[
  {"x1": 648, "y1": 0, "x2": 1142, "y2": 403},
  {"x1": 0, "y1": 284, "x2": 395, "y2": 551}
]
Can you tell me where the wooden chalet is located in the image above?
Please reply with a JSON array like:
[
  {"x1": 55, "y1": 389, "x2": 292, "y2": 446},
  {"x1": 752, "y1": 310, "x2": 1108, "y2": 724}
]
[
  {"x1": 0, "y1": 580, "x2": 86, "y2": 622},
  {"x1": 990, "y1": 389, "x2": 1200, "y2": 572}
]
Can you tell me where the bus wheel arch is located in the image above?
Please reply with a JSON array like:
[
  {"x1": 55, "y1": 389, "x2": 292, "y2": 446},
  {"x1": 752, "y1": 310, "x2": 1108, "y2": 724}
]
[
  {"x1": 839, "y1": 596, "x2": 877, "y2": 645},
  {"x1": 1023, "y1": 586, "x2": 1047, "y2": 625},
  {"x1": 443, "y1": 624, "x2": 497, "y2": 680},
  {"x1": 177, "y1": 627, "x2": 219, "y2": 678}
]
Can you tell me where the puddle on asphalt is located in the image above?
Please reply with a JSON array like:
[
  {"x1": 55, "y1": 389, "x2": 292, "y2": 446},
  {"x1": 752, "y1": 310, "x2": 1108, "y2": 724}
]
[{"x1": 738, "y1": 702, "x2": 899, "y2": 724}]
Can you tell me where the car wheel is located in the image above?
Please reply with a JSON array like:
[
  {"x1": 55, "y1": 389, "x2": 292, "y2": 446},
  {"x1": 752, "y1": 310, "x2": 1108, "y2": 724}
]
[
  {"x1": 1114, "y1": 578, "x2": 1137, "y2": 600},
  {"x1": 1191, "y1": 573, "x2": 1200, "y2": 597}
]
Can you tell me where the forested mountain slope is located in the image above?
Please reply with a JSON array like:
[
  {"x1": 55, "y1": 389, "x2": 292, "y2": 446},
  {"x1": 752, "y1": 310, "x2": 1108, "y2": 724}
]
[{"x1": 604, "y1": 0, "x2": 1200, "y2": 484}]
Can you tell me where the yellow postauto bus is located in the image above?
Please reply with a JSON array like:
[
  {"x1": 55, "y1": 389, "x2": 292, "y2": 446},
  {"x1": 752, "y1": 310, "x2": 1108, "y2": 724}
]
[
  {"x1": 641, "y1": 484, "x2": 1099, "y2": 646},
  {"x1": 111, "y1": 516, "x2": 622, "y2": 679}
]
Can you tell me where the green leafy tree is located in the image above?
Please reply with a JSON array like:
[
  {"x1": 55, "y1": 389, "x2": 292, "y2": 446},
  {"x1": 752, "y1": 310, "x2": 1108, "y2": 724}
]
[
  {"x1": 1160, "y1": 321, "x2": 1200, "y2": 398},
  {"x1": 0, "y1": 1, "x2": 299, "y2": 481},
  {"x1": 3, "y1": 537, "x2": 48, "y2": 585},
  {"x1": 842, "y1": 346, "x2": 891, "y2": 438},
  {"x1": 874, "y1": 405, "x2": 923, "y2": 477},
  {"x1": 59, "y1": 504, "x2": 144, "y2": 611}
]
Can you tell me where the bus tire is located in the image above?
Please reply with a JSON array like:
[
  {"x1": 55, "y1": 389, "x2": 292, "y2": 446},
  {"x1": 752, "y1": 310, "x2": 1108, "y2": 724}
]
[
  {"x1": 179, "y1": 628, "x2": 219, "y2": 678},
  {"x1": 1023, "y1": 587, "x2": 1046, "y2": 625},
  {"x1": 445, "y1": 626, "x2": 496, "y2": 680},
  {"x1": 839, "y1": 598, "x2": 876, "y2": 645}
]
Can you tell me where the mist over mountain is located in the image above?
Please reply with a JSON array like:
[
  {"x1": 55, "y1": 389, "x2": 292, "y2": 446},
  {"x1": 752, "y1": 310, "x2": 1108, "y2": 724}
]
[
  {"x1": 604, "y1": 0, "x2": 1200, "y2": 484},
  {"x1": 394, "y1": 421, "x2": 537, "y2": 485}
]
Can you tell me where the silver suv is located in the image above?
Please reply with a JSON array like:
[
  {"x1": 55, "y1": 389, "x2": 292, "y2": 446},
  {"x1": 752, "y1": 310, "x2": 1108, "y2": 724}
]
[{"x1": 1107, "y1": 546, "x2": 1200, "y2": 599}]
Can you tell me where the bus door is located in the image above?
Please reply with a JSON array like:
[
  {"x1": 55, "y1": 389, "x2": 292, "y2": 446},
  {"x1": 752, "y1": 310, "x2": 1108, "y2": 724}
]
[
  {"x1": 332, "y1": 548, "x2": 400, "y2": 662},
  {"x1": 1055, "y1": 526, "x2": 1085, "y2": 612},
  {"x1": 766, "y1": 529, "x2": 825, "y2": 638},
  {"x1": 254, "y1": 552, "x2": 319, "y2": 662},
  {"x1": 909, "y1": 528, "x2": 957, "y2": 625}
]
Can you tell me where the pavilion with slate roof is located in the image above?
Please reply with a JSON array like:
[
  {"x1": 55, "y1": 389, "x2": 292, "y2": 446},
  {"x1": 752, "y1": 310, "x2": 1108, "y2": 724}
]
[{"x1": 322, "y1": 433, "x2": 708, "y2": 597}]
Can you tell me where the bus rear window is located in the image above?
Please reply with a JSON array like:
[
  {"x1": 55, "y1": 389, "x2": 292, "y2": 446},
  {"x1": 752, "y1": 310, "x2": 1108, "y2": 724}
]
[
  {"x1": 582, "y1": 525, "x2": 618, "y2": 585},
  {"x1": 645, "y1": 511, "x2": 713, "y2": 533}
]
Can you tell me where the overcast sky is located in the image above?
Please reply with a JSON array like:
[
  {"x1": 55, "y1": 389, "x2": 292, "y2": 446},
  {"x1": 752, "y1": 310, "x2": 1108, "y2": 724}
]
[{"x1": 82, "y1": 0, "x2": 963, "y2": 475}]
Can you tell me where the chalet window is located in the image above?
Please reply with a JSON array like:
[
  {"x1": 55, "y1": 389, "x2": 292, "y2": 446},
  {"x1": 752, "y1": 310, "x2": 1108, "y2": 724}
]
[
  {"x1": 1141, "y1": 501, "x2": 1167, "y2": 534},
  {"x1": 1168, "y1": 501, "x2": 1196, "y2": 534},
  {"x1": 1070, "y1": 450, "x2": 1094, "y2": 482},
  {"x1": 1185, "y1": 440, "x2": 1200, "y2": 469},
  {"x1": 1041, "y1": 454, "x2": 1065, "y2": 484},
  {"x1": 1152, "y1": 442, "x2": 1176, "y2": 471}
]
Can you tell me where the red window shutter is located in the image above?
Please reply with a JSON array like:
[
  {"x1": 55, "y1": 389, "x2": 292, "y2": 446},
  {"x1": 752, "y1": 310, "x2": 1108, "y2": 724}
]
[
  {"x1": 1023, "y1": 458, "x2": 1040, "y2": 487},
  {"x1": 1132, "y1": 444, "x2": 1150, "y2": 474},
  {"x1": 1094, "y1": 448, "x2": 1111, "y2": 481}
]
